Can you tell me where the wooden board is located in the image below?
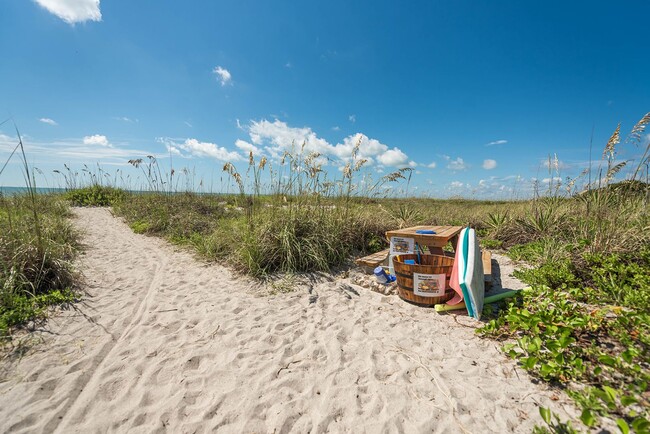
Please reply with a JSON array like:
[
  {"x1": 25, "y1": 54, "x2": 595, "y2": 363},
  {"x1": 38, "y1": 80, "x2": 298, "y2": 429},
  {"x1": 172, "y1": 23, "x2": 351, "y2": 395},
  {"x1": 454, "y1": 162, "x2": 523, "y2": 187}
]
[
  {"x1": 355, "y1": 248, "x2": 390, "y2": 270},
  {"x1": 482, "y1": 250, "x2": 492, "y2": 284},
  {"x1": 385, "y1": 225, "x2": 464, "y2": 249}
]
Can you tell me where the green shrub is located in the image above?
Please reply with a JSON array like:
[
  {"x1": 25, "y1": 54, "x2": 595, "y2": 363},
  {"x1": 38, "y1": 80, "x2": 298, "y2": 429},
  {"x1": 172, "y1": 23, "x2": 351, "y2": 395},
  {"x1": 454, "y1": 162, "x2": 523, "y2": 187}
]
[{"x1": 65, "y1": 185, "x2": 125, "y2": 206}]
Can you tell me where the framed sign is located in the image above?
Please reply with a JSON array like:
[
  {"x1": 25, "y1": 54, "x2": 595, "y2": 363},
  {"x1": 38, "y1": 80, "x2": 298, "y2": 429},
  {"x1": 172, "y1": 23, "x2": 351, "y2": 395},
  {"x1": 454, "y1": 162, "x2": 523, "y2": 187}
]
[
  {"x1": 413, "y1": 273, "x2": 446, "y2": 297},
  {"x1": 389, "y1": 236, "x2": 414, "y2": 254}
]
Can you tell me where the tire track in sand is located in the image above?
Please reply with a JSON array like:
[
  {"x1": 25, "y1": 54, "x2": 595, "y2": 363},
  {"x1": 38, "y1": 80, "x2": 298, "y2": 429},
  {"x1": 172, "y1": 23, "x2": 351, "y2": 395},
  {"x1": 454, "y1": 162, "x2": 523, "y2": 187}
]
[{"x1": 45, "y1": 209, "x2": 168, "y2": 432}]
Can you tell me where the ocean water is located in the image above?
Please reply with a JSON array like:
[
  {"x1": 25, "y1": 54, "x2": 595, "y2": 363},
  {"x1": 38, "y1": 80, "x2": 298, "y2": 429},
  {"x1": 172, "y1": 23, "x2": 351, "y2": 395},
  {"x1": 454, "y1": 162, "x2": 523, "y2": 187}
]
[
  {"x1": 0, "y1": 186, "x2": 66, "y2": 196},
  {"x1": 0, "y1": 186, "x2": 228, "y2": 197}
]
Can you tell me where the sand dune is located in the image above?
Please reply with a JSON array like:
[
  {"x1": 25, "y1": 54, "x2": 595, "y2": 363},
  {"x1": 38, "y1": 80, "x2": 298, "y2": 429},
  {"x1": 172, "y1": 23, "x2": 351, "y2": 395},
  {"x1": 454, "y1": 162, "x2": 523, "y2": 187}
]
[{"x1": 0, "y1": 208, "x2": 577, "y2": 433}]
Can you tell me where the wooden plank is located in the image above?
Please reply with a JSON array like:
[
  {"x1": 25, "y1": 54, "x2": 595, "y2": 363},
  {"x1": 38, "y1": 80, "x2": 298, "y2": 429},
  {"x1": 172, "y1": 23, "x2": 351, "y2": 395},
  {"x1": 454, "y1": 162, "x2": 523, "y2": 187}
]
[
  {"x1": 355, "y1": 248, "x2": 390, "y2": 268},
  {"x1": 385, "y1": 225, "x2": 464, "y2": 249},
  {"x1": 482, "y1": 250, "x2": 492, "y2": 284}
]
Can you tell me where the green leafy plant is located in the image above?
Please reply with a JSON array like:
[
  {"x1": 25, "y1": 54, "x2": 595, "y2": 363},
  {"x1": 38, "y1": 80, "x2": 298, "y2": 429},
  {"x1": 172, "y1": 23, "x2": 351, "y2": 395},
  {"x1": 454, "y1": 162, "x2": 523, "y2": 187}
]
[{"x1": 65, "y1": 184, "x2": 126, "y2": 206}]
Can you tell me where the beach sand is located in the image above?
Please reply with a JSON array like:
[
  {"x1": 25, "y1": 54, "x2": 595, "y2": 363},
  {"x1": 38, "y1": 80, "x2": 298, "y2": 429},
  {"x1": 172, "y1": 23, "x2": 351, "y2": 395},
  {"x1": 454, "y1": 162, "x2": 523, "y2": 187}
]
[{"x1": 0, "y1": 208, "x2": 577, "y2": 433}]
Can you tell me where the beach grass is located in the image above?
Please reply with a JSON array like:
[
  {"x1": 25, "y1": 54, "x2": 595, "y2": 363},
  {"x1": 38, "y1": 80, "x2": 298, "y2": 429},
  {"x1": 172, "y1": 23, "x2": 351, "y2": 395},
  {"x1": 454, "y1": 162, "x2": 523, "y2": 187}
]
[{"x1": 0, "y1": 128, "x2": 80, "y2": 343}]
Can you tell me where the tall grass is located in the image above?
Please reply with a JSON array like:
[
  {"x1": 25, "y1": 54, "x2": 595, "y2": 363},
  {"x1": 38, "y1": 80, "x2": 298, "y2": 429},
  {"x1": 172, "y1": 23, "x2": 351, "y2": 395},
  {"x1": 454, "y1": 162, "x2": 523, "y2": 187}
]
[
  {"x1": 0, "y1": 125, "x2": 79, "y2": 342},
  {"x1": 112, "y1": 141, "x2": 415, "y2": 276}
]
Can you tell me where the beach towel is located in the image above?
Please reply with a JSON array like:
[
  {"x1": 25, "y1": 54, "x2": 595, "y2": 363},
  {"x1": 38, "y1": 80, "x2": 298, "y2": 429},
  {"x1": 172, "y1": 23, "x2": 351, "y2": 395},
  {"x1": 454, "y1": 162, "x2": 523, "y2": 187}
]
[{"x1": 447, "y1": 229, "x2": 465, "y2": 306}]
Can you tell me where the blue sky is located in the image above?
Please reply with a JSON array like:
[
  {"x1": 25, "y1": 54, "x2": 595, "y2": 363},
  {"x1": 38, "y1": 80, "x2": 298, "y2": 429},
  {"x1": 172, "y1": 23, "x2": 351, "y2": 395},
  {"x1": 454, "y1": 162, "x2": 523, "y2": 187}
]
[{"x1": 1, "y1": 0, "x2": 649, "y2": 197}]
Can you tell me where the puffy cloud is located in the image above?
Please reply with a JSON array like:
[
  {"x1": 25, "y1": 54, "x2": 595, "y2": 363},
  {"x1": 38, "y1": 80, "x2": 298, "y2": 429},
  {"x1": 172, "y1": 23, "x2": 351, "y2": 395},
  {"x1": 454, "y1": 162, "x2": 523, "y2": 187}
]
[
  {"x1": 482, "y1": 159, "x2": 497, "y2": 170},
  {"x1": 235, "y1": 139, "x2": 261, "y2": 155},
  {"x1": 450, "y1": 181, "x2": 464, "y2": 188},
  {"x1": 485, "y1": 139, "x2": 507, "y2": 146},
  {"x1": 447, "y1": 157, "x2": 467, "y2": 171},
  {"x1": 245, "y1": 119, "x2": 409, "y2": 167},
  {"x1": 39, "y1": 118, "x2": 58, "y2": 126},
  {"x1": 376, "y1": 148, "x2": 408, "y2": 166},
  {"x1": 35, "y1": 0, "x2": 101, "y2": 24},
  {"x1": 349, "y1": 114, "x2": 356, "y2": 123},
  {"x1": 408, "y1": 161, "x2": 418, "y2": 168},
  {"x1": 248, "y1": 119, "x2": 332, "y2": 155},
  {"x1": 166, "y1": 145, "x2": 182, "y2": 156},
  {"x1": 177, "y1": 138, "x2": 242, "y2": 161},
  {"x1": 83, "y1": 134, "x2": 110, "y2": 147},
  {"x1": 212, "y1": 66, "x2": 232, "y2": 86},
  {"x1": 333, "y1": 133, "x2": 389, "y2": 160},
  {"x1": 427, "y1": 161, "x2": 437, "y2": 169}
]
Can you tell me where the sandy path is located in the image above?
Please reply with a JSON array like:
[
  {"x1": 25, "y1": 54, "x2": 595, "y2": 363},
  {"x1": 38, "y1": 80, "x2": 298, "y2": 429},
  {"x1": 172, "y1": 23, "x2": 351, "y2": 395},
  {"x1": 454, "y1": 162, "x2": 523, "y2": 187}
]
[{"x1": 0, "y1": 208, "x2": 577, "y2": 433}]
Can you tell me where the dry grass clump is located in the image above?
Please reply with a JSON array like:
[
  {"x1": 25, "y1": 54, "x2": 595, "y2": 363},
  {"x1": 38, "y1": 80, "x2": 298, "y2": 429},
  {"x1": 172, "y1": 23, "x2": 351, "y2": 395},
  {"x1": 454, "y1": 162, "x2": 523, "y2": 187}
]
[
  {"x1": 1, "y1": 194, "x2": 78, "y2": 295},
  {"x1": 1, "y1": 126, "x2": 80, "y2": 340},
  {"x1": 112, "y1": 143, "x2": 402, "y2": 276}
]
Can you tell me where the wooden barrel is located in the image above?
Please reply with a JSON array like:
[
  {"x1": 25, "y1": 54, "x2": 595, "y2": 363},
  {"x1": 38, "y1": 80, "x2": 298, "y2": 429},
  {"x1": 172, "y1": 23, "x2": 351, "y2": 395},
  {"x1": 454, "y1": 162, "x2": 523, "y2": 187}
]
[{"x1": 393, "y1": 254, "x2": 455, "y2": 306}]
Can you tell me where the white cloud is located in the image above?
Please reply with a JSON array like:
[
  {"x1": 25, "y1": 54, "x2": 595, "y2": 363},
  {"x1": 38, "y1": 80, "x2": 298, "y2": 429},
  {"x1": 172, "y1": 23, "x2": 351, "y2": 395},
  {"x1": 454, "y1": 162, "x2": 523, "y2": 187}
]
[
  {"x1": 447, "y1": 157, "x2": 467, "y2": 171},
  {"x1": 176, "y1": 138, "x2": 242, "y2": 161},
  {"x1": 427, "y1": 161, "x2": 437, "y2": 169},
  {"x1": 377, "y1": 148, "x2": 408, "y2": 166},
  {"x1": 166, "y1": 145, "x2": 182, "y2": 156},
  {"x1": 39, "y1": 118, "x2": 57, "y2": 126},
  {"x1": 486, "y1": 139, "x2": 507, "y2": 146},
  {"x1": 450, "y1": 181, "x2": 464, "y2": 188},
  {"x1": 541, "y1": 157, "x2": 570, "y2": 170},
  {"x1": 0, "y1": 133, "x2": 18, "y2": 153},
  {"x1": 235, "y1": 139, "x2": 261, "y2": 155},
  {"x1": 83, "y1": 134, "x2": 111, "y2": 147},
  {"x1": 243, "y1": 119, "x2": 409, "y2": 167},
  {"x1": 184, "y1": 121, "x2": 193, "y2": 128},
  {"x1": 212, "y1": 66, "x2": 232, "y2": 86},
  {"x1": 483, "y1": 159, "x2": 497, "y2": 170},
  {"x1": 248, "y1": 119, "x2": 332, "y2": 155},
  {"x1": 35, "y1": 0, "x2": 101, "y2": 24},
  {"x1": 114, "y1": 116, "x2": 137, "y2": 123},
  {"x1": 408, "y1": 161, "x2": 418, "y2": 168},
  {"x1": 332, "y1": 126, "x2": 340, "y2": 131},
  {"x1": 334, "y1": 133, "x2": 389, "y2": 161},
  {"x1": 0, "y1": 133, "x2": 151, "y2": 166},
  {"x1": 349, "y1": 114, "x2": 356, "y2": 123}
]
